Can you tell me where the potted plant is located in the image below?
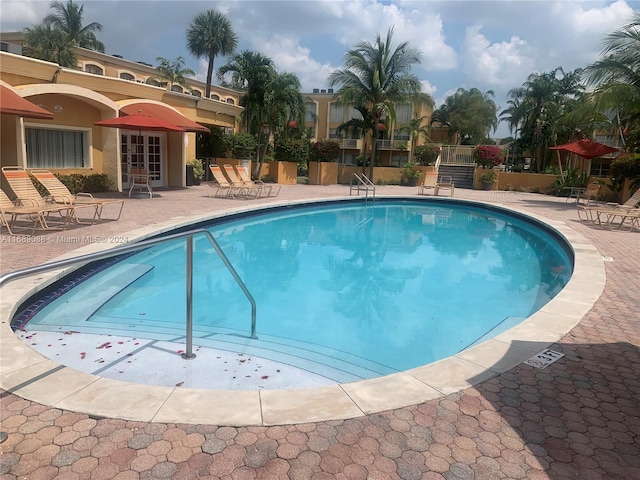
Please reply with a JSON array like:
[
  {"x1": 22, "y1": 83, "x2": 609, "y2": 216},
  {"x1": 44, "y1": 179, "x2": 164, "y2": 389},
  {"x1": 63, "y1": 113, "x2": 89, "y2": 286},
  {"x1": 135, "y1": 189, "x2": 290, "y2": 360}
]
[
  {"x1": 187, "y1": 158, "x2": 205, "y2": 185},
  {"x1": 479, "y1": 170, "x2": 497, "y2": 190},
  {"x1": 403, "y1": 162, "x2": 422, "y2": 186}
]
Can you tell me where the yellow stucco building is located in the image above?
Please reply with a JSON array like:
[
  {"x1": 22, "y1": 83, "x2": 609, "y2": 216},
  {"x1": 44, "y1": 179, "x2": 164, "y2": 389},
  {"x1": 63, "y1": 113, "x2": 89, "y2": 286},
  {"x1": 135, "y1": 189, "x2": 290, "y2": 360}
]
[{"x1": 1, "y1": 39, "x2": 242, "y2": 192}]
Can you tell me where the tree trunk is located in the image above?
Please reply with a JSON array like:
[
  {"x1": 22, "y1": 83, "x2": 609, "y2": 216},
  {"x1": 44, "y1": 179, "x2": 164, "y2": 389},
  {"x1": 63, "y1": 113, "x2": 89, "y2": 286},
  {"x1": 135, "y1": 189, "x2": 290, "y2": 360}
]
[{"x1": 205, "y1": 54, "x2": 215, "y2": 98}]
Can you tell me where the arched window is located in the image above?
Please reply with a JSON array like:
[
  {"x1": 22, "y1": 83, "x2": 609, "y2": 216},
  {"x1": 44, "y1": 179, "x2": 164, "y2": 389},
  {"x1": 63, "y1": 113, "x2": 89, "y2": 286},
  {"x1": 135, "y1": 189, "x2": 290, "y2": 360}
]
[
  {"x1": 226, "y1": 98, "x2": 235, "y2": 105},
  {"x1": 192, "y1": 90, "x2": 202, "y2": 97},
  {"x1": 210, "y1": 94, "x2": 220, "y2": 101},
  {"x1": 170, "y1": 85, "x2": 183, "y2": 93},
  {"x1": 85, "y1": 64, "x2": 103, "y2": 75},
  {"x1": 119, "y1": 72, "x2": 135, "y2": 81}
]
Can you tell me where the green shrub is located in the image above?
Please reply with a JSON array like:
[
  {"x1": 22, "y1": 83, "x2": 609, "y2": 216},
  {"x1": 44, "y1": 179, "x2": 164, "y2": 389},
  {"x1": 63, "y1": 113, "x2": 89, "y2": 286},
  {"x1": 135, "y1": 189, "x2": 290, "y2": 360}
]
[
  {"x1": 609, "y1": 153, "x2": 640, "y2": 193},
  {"x1": 413, "y1": 144, "x2": 440, "y2": 165}
]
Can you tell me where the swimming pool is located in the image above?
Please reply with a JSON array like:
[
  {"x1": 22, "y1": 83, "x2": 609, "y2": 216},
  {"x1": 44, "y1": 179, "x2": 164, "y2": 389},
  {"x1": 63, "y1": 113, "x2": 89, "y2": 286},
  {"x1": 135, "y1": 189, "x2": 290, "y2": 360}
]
[{"x1": 17, "y1": 199, "x2": 573, "y2": 386}]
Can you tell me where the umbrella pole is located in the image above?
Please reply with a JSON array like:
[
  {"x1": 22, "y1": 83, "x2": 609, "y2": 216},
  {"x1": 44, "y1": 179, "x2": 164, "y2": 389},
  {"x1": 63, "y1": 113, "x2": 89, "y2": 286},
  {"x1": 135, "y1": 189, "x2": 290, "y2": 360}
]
[{"x1": 556, "y1": 151, "x2": 564, "y2": 182}]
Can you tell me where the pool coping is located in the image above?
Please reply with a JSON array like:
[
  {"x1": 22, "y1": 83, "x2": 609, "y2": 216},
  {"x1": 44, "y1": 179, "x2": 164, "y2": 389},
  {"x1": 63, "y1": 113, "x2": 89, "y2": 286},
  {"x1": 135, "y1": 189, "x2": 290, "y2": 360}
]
[{"x1": 0, "y1": 196, "x2": 606, "y2": 426}]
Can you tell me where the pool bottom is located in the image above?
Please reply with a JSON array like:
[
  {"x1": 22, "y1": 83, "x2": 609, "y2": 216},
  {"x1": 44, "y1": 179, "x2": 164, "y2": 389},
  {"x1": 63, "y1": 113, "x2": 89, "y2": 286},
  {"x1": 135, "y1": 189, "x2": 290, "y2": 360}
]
[{"x1": 17, "y1": 329, "x2": 337, "y2": 390}]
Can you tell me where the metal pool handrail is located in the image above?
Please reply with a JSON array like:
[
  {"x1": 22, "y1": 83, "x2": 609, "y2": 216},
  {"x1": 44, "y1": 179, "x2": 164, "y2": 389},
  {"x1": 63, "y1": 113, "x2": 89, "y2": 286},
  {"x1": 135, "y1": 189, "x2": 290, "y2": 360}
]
[{"x1": 0, "y1": 229, "x2": 257, "y2": 359}]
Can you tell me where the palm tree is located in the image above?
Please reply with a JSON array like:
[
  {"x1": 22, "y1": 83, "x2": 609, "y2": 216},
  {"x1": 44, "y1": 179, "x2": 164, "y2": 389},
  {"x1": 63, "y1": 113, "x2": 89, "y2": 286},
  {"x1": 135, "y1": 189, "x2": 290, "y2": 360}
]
[
  {"x1": 186, "y1": 9, "x2": 238, "y2": 98},
  {"x1": 155, "y1": 56, "x2": 195, "y2": 92},
  {"x1": 257, "y1": 72, "x2": 306, "y2": 171},
  {"x1": 432, "y1": 88, "x2": 498, "y2": 145},
  {"x1": 584, "y1": 11, "x2": 640, "y2": 150},
  {"x1": 218, "y1": 50, "x2": 276, "y2": 134},
  {"x1": 23, "y1": 23, "x2": 77, "y2": 67},
  {"x1": 44, "y1": 0, "x2": 104, "y2": 52},
  {"x1": 507, "y1": 67, "x2": 586, "y2": 170},
  {"x1": 328, "y1": 28, "x2": 423, "y2": 180}
]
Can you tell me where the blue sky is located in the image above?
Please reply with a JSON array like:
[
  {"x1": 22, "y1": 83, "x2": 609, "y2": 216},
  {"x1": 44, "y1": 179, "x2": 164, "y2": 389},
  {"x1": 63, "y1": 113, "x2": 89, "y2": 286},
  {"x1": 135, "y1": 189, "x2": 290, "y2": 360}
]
[{"x1": 1, "y1": 0, "x2": 636, "y2": 137}]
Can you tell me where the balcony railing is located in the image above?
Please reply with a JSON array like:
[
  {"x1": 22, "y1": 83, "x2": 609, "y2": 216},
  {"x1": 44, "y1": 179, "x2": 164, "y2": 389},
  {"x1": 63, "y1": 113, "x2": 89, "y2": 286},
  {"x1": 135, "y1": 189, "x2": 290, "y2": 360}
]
[{"x1": 376, "y1": 139, "x2": 408, "y2": 150}]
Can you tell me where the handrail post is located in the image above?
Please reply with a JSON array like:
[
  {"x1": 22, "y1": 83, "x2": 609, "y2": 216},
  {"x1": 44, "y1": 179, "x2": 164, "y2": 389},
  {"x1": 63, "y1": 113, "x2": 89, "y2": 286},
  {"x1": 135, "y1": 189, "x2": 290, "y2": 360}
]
[{"x1": 182, "y1": 235, "x2": 196, "y2": 359}]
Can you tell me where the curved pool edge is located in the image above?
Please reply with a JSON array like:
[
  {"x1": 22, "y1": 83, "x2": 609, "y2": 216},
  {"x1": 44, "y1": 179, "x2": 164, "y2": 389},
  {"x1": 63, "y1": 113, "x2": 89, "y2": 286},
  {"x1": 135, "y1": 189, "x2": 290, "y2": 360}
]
[{"x1": 0, "y1": 196, "x2": 606, "y2": 426}]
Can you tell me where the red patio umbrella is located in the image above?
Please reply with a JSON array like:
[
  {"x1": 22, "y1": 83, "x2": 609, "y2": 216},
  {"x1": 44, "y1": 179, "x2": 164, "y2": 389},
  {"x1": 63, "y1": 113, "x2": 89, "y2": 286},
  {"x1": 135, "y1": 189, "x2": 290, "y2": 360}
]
[
  {"x1": 0, "y1": 84, "x2": 54, "y2": 119},
  {"x1": 549, "y1": 139, "x2": 620, "y2": 159},
  {"x1": 95, "y1": 114, "x2": 185, "y2": 132}
]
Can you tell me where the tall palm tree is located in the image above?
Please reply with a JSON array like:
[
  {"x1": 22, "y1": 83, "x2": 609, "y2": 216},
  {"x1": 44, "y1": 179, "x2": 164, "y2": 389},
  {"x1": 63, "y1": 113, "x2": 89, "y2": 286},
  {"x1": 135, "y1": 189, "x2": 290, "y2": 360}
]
[
  {"x1": 186, "y1": 9, "x2": 238, "y2": 98},
  {"x1": 328, "y1": 28, "x2": 423, "y2": 180},
  {"x1": 433, "y1": 88, "x2": 498, "y2": 144},
  {"x1": 44, "y1": 0, "x2": 104, "y2": 52},
  {"x1": 155, "y1": 56, "x2": 195, "y2": 91},
  {"x1": 584, "y1": 11, "x2": 640, "y2": 150},
  {"x1": 218, "y1": 50, "x2": 276, "y2": 133}
]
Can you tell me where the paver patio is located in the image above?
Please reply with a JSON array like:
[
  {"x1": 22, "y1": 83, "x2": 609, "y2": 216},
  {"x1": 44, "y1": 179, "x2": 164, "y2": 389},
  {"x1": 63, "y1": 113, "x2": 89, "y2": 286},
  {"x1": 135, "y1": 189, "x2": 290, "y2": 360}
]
[{"x1": 0, "y1": 184, "x2": 638, "y2": 479}]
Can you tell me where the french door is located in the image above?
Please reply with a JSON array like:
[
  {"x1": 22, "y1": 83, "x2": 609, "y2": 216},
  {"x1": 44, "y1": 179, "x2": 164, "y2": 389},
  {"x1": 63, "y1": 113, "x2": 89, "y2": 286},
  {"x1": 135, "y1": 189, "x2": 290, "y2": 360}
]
[{"x1": 120, "y1": 132, "x2": 165, "y2": 188}]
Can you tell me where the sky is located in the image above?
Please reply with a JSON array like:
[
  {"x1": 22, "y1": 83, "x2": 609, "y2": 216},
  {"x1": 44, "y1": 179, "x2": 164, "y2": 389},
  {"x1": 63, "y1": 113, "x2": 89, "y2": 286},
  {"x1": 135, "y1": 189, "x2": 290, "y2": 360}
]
[{"x1": 1, "y1": 0, "x2": 637, "y2": 138}]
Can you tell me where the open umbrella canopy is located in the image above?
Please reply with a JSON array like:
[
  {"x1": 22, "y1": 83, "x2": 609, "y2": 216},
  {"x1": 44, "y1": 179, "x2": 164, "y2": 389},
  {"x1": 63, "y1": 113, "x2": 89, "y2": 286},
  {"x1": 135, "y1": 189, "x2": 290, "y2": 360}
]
[
  {"x1": 0, "y1": 85, "x2": 54, "y2": 119},
  {"x1": 549, "y1": 139, "x2": 619, "y2": 159},
  {"x1": 95, "y1": 114, "x2": 185, "y2": 132}
]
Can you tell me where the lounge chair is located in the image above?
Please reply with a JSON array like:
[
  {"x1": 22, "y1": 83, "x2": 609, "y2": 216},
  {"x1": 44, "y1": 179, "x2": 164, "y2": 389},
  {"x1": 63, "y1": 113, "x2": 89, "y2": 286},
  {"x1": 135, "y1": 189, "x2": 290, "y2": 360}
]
[
  {"x1": 2, "y1": 166, "x2": 98, "y2": 225},
  {"x1": 205, "y1": 165, "x2": 243, "y2": 199},
  {"x1": 30, "y1": 169, "x2": 124, "y2": 220},
  {"x1": 1, "y1": 188, "x2": 72, "y2": 235},
  {"x1": 435, "y1": 176, "x2": 455, "y2": 197},
  {"x1": 578, "y1": 188, "x2": 640, "y2": 229},
  {"x1": 417, "y1": 172, "x2": 438, "y2": 195},
  {"x1": 234, "y1": 164, "x2": 281, "y2": 197},
  {"x1": 222, "y1": 164, "x2": 262, "y2": 198}
]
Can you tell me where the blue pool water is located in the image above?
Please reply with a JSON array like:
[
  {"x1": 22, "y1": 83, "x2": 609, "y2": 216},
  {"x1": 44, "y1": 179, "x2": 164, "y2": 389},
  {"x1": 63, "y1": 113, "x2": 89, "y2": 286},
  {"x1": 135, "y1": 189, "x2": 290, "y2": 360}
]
[{"x1": 21, "y1": 200, "x2": 572, "y2": 382}]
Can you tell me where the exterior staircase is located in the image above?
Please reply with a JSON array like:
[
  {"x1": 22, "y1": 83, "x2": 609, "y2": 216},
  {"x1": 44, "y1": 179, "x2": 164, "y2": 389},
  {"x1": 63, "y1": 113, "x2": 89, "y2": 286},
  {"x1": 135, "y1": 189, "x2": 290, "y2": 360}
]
[{"x1": 438, "y1": 164, "x2": 475, "y2": 189}]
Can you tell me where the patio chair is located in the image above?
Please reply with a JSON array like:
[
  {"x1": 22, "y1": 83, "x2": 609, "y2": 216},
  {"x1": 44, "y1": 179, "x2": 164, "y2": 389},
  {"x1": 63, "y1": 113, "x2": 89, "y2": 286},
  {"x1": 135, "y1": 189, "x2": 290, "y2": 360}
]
[
  {"x1": 128, "y1": 168, "x2": 153, "y2": 199},
  {"x1": 435, "y1": 176, "x2": 455, "y2": 197},
  {"x1": 578, "y1": 182, "x2": 601, "y2": 205},
  {"x1": 234, "y1": 164, "x2": 281, "y2": 197},
  {"x1": 417, "y1": 172, "x2": 438, "y2": 195},
  {"x1": 2, "y1": 166, "x2": 98, "y2": 225},
  {"x1": 1, "y1": 188, "x2": 72, "y2": 235},
  {"x1": 578, "y1": 188, "x2": 640, "y2": 228},
  {"x1": 30, "y1": 169, "x2": 124, "y2": 221},
  {"x1": 222, "y1": 164, "x2": 262, "y2": 198},
  {"x1": 205, "y1": 165, "x2": 243, "y2": 199}
]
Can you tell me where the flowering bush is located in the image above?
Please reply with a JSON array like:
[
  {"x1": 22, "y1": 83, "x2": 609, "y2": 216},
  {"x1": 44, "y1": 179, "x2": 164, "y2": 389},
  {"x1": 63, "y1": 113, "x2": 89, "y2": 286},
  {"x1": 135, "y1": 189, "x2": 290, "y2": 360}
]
[
  {"x1": 309, "y1": 139, "x2": 341, "y2": 162},
  {"x1": 473, "y1": 145, "x2": 504, "y2": 169}
]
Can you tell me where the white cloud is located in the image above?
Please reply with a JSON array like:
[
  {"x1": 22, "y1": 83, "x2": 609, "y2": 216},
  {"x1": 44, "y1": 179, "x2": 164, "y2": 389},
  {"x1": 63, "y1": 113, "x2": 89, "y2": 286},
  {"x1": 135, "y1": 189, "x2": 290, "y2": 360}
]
[
  {"x1": 462, "y1": 25, "x2": 534, "y2": 88},
  {"x1": 0, "y1": 1, "x2": 47, "y2": 29}
]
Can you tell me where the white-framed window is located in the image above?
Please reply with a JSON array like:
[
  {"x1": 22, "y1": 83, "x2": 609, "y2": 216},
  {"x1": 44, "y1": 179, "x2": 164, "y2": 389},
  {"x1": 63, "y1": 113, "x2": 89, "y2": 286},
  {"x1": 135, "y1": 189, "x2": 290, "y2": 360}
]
[
  {"x1": 305, "y1": 102, "x2": 316, "y2": 122},
  {"x1": 210, "y1": 94, "x2": 220, "y2": 101},
  {"x1": 329, "y1": 103, "x2": 345, "y2": 123},
  {"x1": 395, "y1": 104, "x2": 412, "y2": 124},
  {"x1": 119, "y1": 72, "x2": 135, "y2": 81},
  {"x1": 590, "y1": 159, "x2": 611, "y2": 177},
  {"x1": 25, "y1": 125, "x2": 91, "y2": 169},
  {"x1": 343, "y1": 153, "x2": 357, "y2": 166},
  {"x1": 329, "y1": 128, "x2": 342, "y2": 139},
  {"x1": 84, "y1": 63, "x2": 104, "y2": 75},
  {"x1": 226, "y1": 98, "x2": 235, "y2": 105},
  {"x1": 391, "y1": 153, "x2": 409, "y2": 167},
  {"x1": 171, "y1": 85, "x2": 183, "y2": 93}
]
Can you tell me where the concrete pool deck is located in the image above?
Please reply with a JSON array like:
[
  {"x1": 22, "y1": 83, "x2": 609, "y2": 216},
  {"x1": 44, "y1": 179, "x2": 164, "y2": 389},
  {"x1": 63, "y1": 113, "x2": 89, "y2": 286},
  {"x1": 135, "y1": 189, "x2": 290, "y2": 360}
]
[{"x1": 1, "y1": 185, "x2": 638, "y2": 479}]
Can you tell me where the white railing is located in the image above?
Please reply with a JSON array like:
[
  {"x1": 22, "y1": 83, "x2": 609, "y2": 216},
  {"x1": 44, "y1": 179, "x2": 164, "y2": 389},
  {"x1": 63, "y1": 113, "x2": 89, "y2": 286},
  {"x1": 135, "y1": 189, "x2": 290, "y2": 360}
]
[{"x1": 440, "y1": 145, "x2": 476, "y2": 165}]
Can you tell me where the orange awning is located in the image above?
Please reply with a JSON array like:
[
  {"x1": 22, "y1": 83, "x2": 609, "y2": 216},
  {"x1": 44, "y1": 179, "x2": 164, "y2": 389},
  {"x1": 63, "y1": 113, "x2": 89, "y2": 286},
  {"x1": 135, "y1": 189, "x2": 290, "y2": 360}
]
[
  {"x1": 121, "y1": 102, "x2": 208, "y2": 133},
  {"x1": 0, "y1": 85, "x2": 54, "y2": 119}
]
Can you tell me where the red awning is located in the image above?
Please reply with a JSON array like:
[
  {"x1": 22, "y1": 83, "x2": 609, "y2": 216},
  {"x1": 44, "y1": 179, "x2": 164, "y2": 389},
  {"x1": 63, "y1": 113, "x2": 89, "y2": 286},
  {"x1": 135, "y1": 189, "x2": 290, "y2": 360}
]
[
  {"x1": 121, "y1": 103, "x2": 208, "y2": 133},
  {"x1": 0, "y1": 85, "x2": 54, "y2": 119},
  {"x1": 95, "y1": 114, "x2": 185, "y2": 132},
  {"x1": 549, "y1": 139, "x2": 619, "y2": 159}
]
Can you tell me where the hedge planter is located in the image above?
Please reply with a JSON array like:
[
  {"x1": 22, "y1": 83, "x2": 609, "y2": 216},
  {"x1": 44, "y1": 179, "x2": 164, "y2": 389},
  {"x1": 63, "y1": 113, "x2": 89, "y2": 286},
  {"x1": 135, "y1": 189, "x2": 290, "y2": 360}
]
[
  {"x1": 308, "y1": 162, "x2": 338, "y2": 185},
  {"x1": 273, "y1": 161, "x2": 297, "y2": 184}
]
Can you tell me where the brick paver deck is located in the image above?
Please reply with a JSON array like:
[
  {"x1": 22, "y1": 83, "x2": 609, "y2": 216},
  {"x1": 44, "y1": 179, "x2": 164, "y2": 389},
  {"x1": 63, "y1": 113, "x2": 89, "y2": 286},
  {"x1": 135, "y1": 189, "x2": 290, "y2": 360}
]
[{"x1": 1, "y1": 185, "x2": 638, "y2": 479}]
